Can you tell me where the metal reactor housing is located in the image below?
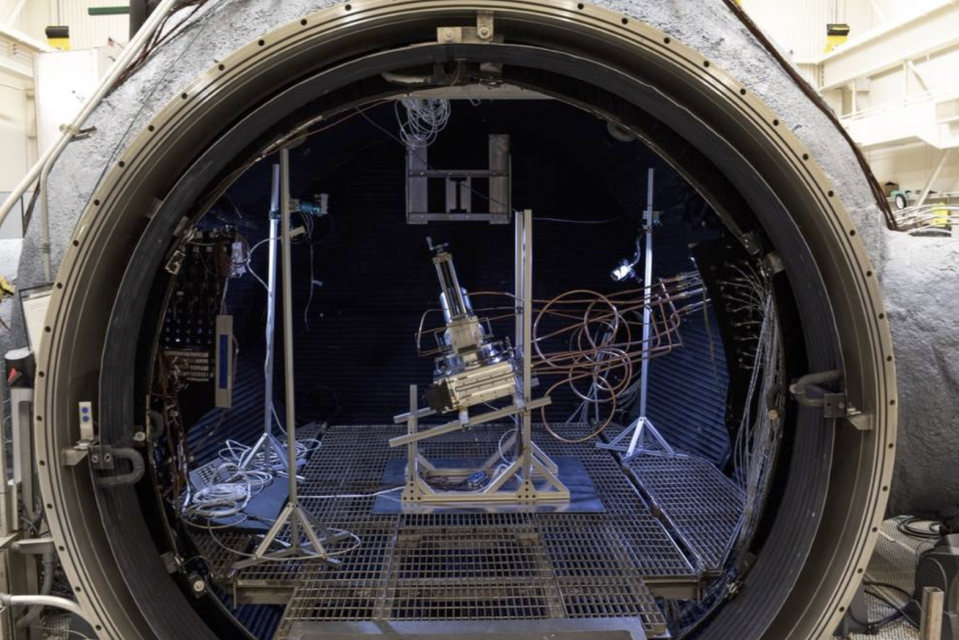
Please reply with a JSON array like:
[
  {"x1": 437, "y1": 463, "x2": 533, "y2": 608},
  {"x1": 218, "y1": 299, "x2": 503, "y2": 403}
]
[{"x1": 424, "y1": 241, "x2": 518, "y2": 413}]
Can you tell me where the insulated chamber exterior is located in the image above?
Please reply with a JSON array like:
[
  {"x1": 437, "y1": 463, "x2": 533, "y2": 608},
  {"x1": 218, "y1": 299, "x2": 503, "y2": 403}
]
[{"x1": 15, "y1": 1, "x2": 917, "y2": 639}]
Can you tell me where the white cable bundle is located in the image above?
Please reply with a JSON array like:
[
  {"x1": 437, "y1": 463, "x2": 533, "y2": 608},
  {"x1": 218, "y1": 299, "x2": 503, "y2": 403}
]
[
  {"x1": 182, "y1": 463, "x2": 273, "y2": 521},
  {"x1": 396, "y1": 98, "x2": 452, "y2": 147},
  {"x1": 733, "y1": 291, "x2": 783, "y2": 548}
]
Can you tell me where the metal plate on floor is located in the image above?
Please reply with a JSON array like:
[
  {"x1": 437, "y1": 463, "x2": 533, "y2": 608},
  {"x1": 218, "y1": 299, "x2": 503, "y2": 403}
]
[
  {"x1": 373, "y1": 457, "x2": 605, "y2": 514},
  {"x1": 287, "y1": 618, "x2": 645, "y2": 639}
]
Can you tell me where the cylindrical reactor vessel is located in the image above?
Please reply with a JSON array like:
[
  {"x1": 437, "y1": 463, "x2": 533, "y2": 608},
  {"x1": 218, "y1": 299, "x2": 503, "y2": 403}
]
[{"x1": 24, "y1": 1, "x2": 903, "y2": 639}]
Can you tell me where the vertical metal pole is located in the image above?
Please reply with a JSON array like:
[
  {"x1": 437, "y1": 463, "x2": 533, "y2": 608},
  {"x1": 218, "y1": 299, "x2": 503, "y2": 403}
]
[
  {"x1": 921, "y1": 587, "x2": 944, "y2": 640},
  {"x1": 514, "y1": 211, "x2": 524, "y2": 355},
  {"x1": 520, "y1": 210, "x2": 533, "y2": 481},
  {"x1": 513, "y1": 210, "x2": 524, "y2": 464},
  {"x1": 279, "y1": 148, "x2": 300, "y2": 545},
  {"x1": 408, "y1": 385, "x2": 418, "y2": 490},
  {"x1": 638, "y1": 168, "x2": 655, "y2": 420},
  {"x1": 264, "y1": 165, "x2": 280, "y2": 438},
  {"x1": 0, "y1": 382, "x2": 9, "y2": 537}
]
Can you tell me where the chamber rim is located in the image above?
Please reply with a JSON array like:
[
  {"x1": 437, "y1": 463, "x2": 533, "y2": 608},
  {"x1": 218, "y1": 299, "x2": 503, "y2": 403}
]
[{"x1": 33, "y1": 3, "x2": 896, "y2": 639}]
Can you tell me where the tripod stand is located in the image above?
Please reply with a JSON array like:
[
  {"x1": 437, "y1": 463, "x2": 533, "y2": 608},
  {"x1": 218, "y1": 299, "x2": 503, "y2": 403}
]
[
  {"x1": 597, "y1": 168, "x2": 674, "y2": 463},
  {"x1": 233, "y1": 148, "x2": 345, "y2": 569}
]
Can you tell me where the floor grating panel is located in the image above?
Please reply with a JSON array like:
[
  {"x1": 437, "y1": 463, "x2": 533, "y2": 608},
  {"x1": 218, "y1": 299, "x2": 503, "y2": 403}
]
[
  {"x1": 185, "y1": 425, "x2": 933, "y2": 640},
  {"x1": 187, "y1": 424, "x2": 750, "y2": 639},
  {"x1": 627, "y1": 453, "x2": 744, "y2": 572}
]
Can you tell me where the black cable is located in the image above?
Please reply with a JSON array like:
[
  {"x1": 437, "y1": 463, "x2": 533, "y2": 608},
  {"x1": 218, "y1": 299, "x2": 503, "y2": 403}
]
[
  {"x1": 846, "y1": 606, "x2": 902, "y2": 634},
  {"x1": 864, "y1": 589, "x2": 919, "y2": 629},
  {"x1": 897, "y1": 516, "x2": 943, "y2": 540},
  {"x1": 836, "y1": 581, "x2": 917, "y2": 634}
]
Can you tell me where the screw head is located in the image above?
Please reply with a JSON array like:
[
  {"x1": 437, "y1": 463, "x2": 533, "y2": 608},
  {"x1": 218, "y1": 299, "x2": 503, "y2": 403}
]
[
  {"x1": 479, "y1": 26, "x2": 491, "y2": 38},
  {"x1": 443, "y1": 28, "x2": 454, "y2": 41},
  {"x1": 192, "y1": 579, "x2": 205, "y2": 593}
]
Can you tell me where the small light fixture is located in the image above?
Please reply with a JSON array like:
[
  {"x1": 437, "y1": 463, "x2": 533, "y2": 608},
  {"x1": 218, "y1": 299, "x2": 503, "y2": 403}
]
[{"x1": 610, "y1": 261, "x2": 636, "y2": 282}]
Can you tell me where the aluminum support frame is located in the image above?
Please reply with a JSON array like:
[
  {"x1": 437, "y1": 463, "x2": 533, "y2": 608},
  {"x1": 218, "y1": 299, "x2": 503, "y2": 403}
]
[{"x1": 393, "y1": 210, "x2": 569, "y2": 506}]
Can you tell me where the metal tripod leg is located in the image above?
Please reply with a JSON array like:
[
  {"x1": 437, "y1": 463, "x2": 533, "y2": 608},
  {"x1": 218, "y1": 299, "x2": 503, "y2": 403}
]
[{"x1": 597, "y1": 415, "x2": 675, "y2": 462}]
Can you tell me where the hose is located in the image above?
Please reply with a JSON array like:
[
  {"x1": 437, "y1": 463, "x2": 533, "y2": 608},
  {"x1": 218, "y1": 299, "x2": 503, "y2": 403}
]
[
  {"x1": 14, "y1": 553, "x2": 55, "y2": 630},
  {"x1": 95, "y1": 448, "x2": 146, "y2": 488},
  {"x1": 790, "y1": 369, "x2": 843, "y2": 408},
  {"x1": 8, "y1": 538, "x2": 59, "y2": 631},
  {"x1": 0, "y1": 594, "x2": 96, "y2": 633}
]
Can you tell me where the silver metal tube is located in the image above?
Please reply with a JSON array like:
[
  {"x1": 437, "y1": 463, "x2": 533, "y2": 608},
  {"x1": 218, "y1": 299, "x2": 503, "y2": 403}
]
[
  {"x1": 917, "y1": 149, "x2": 953, "y2": 209},
  {"x1": 638, "y1": 168, "x2": 655, "y2": 419},
  {"x1": 434, "y1": 255, "x2": 467, "y2": 319},
  {"x1": 519, "y1": 210, "x2": 533, "y2": 477},
  {"x1": 279, "y1": 148, "x2": 299, "y2": 542},
  {"x1": 264, "y1": 165, "x2": 280, "y2": 438}
]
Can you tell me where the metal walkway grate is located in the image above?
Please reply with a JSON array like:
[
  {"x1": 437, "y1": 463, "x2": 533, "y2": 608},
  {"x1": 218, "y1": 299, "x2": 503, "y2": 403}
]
[
  {"x1": 627, "y1": 453, "x2": 744, "y2": 573},
  {"x1": 186, "y1": 424, "x2": 750, "y2": 639}
]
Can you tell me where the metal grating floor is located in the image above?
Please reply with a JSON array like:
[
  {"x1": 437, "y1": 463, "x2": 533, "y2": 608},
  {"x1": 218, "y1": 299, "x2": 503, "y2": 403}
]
[
  {"x1": 188, "y1": 424, "x2": 754, "y2": 639},
  {"x1": 626, "y1": 453, "x2": 744, "y2": 572}
]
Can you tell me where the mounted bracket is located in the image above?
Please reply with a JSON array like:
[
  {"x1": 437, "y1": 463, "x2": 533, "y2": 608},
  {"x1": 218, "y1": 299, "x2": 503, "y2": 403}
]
[
  {"x1": 791, "y1": 369, "x2": 870, "y2": 429},
  {"x1": 437, "y1": 11, "x2": 497, "y2": 44},
  {"x1": 407, "y1": 134, "x2": 511, "y2": 224},
  {"x1": 89, "y1": 445, "x2": 116, "y2": 471}
]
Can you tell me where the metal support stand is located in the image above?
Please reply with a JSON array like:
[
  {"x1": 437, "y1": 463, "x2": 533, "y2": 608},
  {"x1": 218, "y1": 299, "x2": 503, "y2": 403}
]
[
  {"x1": 597, "y1": 169, "x2": 674, "y2": 463},
  {"x1": 239, "y1": 164, "x2": 288, "y2": 474},
  {"x1": 233, "y1": 149, "x2": 345, "y2": 570},
  {"x1": 391, "y1": 210, "x2": 569, "y2": 505}
]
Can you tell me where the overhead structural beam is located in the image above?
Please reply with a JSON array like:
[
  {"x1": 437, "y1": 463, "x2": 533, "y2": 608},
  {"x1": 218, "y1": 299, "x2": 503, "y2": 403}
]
[
  {"x1": 917, "y1": 149, "x2": 955, "y2": 208},
  {"x1": 820, "y1": 0, "x2": 959, "y2": 90},
  {"x1": 3, "y1": 0, "x2": 26, "y2": 27}
]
